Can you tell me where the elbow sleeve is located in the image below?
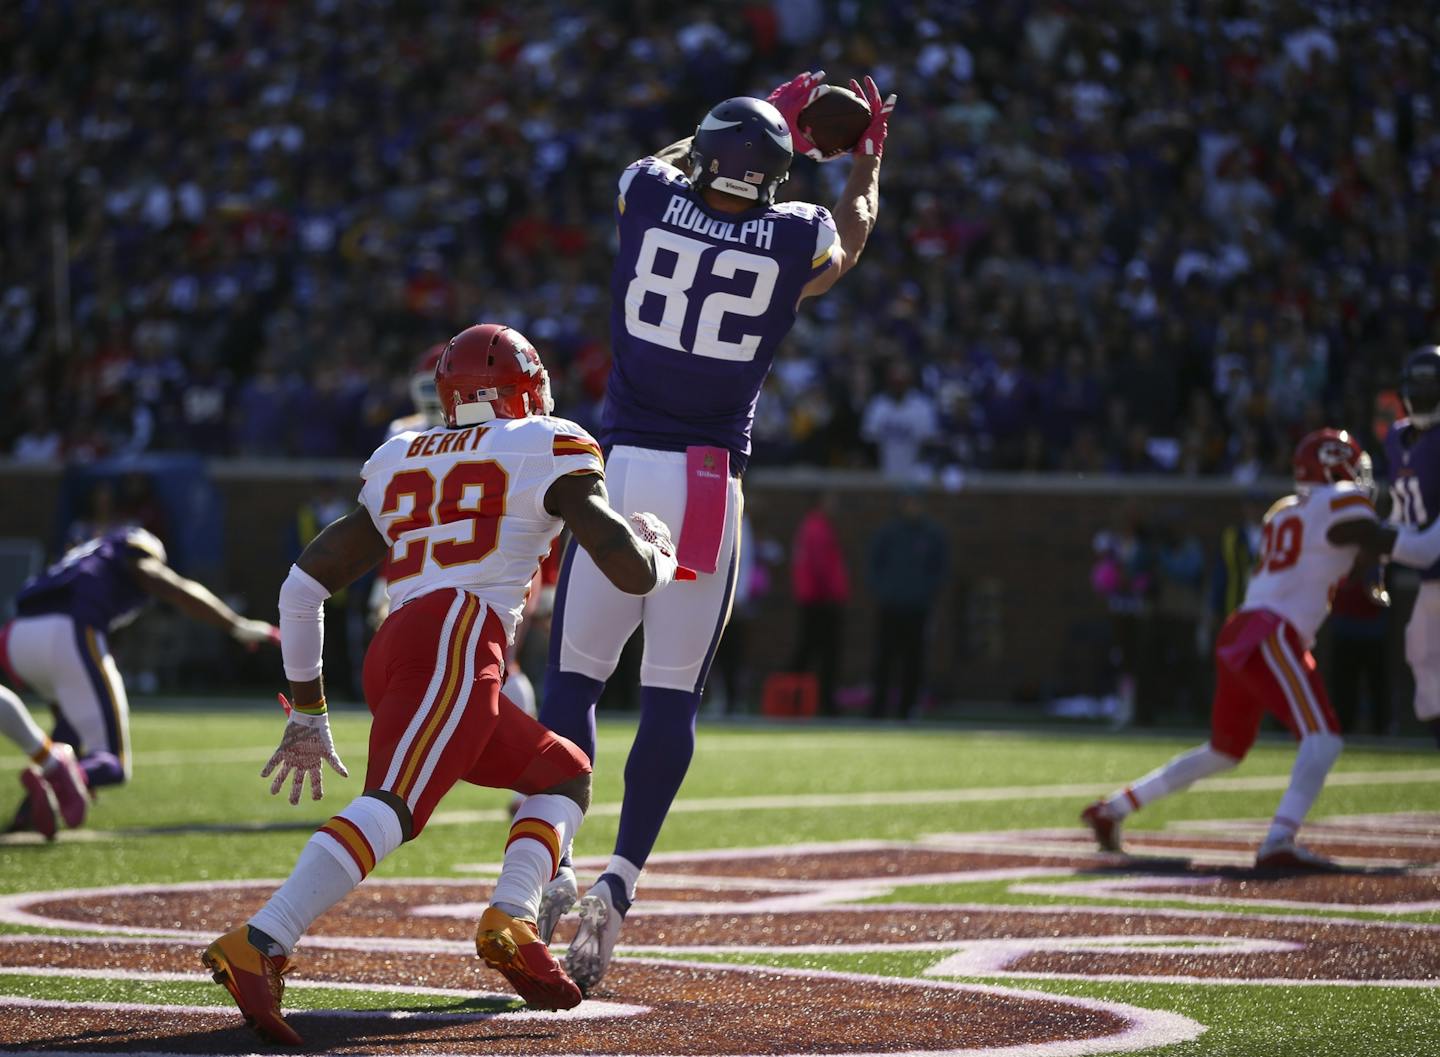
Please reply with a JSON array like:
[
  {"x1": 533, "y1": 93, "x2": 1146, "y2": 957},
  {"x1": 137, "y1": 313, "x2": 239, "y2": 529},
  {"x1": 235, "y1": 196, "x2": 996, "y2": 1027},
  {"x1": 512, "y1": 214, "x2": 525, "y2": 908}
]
[{"x1": 278, "y1": 564, "x2": 331, "y2": 682}]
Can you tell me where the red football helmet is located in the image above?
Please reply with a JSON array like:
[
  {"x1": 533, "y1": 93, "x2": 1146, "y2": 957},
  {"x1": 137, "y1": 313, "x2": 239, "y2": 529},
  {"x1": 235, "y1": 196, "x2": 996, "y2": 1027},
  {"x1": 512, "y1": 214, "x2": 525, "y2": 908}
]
[
  {"x1": 1293, "y1": 428, "x2": 1372, "y2": 492},
  {"x1": 435, "y1": 323, "x2": 553, "y2": 427},
  {"x1": 409, "y1": 342, "x2": 447, "y2": 426}
]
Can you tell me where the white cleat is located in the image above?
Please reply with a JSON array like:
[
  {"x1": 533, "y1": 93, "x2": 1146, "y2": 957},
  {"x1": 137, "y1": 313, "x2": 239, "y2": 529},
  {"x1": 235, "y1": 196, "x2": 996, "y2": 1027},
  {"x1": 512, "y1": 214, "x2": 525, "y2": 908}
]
[
  {"x1": 536, "y1": 864, "x2": 578, "y2": 945},
  {"x1": 565, "y1": 882, "x2": 623, "y2": 995}
]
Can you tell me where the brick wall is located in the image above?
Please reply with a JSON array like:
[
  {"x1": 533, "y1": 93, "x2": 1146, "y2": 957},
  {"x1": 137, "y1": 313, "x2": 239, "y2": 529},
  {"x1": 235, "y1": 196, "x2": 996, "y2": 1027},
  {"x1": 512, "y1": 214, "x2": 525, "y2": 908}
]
[{"x1": 0, "y1": 462, "x2": 1278, "y2": 704}]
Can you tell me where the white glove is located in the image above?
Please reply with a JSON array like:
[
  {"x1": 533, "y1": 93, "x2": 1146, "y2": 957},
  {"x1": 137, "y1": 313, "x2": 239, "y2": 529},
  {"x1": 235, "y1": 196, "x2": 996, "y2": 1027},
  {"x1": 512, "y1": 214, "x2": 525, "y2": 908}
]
[
  {"x1": 629, "y1": 512, "x2": 679, "y2": 593},
  {"x1": 232, "y1": 618, "x2": 280, "y2": 647},
  {"x1": 261, "y1": 695, "x2": 349, "y2": 804}
]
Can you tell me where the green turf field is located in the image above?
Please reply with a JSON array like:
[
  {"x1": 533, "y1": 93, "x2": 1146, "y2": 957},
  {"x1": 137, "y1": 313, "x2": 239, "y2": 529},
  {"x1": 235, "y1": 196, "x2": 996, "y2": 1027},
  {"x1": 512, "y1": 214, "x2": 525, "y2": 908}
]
[{"x1": 0, "y1": 700, "x2": 1436, "y2": 1056}]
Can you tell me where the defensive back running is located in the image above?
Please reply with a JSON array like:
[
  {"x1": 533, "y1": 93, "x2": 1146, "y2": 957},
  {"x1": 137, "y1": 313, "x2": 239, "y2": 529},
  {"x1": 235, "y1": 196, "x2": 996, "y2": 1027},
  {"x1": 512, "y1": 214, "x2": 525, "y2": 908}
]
[{"x1": 201, "y1": 324, "x2": 682, "y2": 1045}]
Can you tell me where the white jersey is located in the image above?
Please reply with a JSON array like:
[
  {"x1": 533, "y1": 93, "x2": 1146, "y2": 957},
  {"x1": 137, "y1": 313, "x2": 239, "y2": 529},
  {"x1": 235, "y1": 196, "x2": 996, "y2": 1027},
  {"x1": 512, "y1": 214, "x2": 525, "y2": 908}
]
[
  {"x1": 359, "y1": 415, "x2": 604, "y2": 641},
  {"x1": 1241, "y1": 481, "x2": 1376, "y2": 644}
]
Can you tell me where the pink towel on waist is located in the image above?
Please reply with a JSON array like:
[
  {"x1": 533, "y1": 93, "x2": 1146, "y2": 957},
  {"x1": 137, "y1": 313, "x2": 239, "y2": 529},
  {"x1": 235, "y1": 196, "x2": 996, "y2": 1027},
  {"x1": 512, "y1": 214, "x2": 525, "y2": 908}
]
[{"x1": 677, "y1": 446, "x2": 729, "y2": 575}]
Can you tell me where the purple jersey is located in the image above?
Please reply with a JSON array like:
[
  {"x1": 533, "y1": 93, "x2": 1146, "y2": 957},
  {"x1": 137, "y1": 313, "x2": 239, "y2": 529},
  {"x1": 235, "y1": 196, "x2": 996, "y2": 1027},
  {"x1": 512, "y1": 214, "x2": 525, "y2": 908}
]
[
  {"x1": 601, "y1": 157, "x2": 837, "y2": 472},
  {"x1": 14, "y1": 528, "x2": 166, "y2": 631},
  {"x1": 1387, "y1": 419, "x2": 1440, "y2": 579}
]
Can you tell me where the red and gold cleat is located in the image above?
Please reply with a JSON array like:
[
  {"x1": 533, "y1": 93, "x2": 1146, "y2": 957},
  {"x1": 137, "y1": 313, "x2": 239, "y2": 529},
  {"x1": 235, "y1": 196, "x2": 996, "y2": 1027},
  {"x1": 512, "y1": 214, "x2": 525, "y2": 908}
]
[
  {"x1": 202, "y1": 927, "x2": 302, "y2": 1046},
  {"x1": 476, "y1": 906, "x2": 582, "y2": 1010},
  {"x1": 1081, "y1": 800, "x2": 1123, "y2": 853}
]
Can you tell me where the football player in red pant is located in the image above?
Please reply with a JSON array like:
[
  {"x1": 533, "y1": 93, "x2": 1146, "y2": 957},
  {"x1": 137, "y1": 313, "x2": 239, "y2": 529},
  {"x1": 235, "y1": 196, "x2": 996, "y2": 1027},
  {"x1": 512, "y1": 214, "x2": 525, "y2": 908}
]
[
  {"x1": 372, "y1": 340, "x2": 553, "y2": 814},
  {"x1": 202, "y1": 324, "x2": 683, "y2": 1046},
  {"x1": 1083, "y1": 430, "x2": 1404, "y2": 869}
]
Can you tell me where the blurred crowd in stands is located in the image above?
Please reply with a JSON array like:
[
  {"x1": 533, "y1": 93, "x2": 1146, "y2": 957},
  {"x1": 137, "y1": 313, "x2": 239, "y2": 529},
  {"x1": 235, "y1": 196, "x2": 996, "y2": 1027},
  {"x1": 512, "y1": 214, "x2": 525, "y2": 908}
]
[{"x1": 1, "y1": 1, "x2": 1436, "y2": 480}]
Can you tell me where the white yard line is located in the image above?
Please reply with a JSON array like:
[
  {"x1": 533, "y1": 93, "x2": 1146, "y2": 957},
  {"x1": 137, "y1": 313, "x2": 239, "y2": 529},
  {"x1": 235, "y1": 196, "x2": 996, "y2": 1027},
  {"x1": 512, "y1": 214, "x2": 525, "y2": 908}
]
[
  {"x1": 3, "y1": 768, "x2": 1435, "y2": 845},
  {"x1": 3, "y1": 824, "x2": 1436, "y2": 1037},
  {"x1": 427, "y1": 767, "x2": 1440, "y2": 825},
  {"x1": 0, "y1": 964, "x2": 1206, "y2": 1057},
  {"x1": 0, "y1": 990, "x2": 647, "y2": 1023}
]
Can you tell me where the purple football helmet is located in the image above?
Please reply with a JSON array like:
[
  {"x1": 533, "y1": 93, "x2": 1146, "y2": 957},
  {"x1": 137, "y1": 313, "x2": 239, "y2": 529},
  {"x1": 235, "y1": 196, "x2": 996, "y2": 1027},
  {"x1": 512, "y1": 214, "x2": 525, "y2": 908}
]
[{"x1": 690, "y1": 97, "x2": 793, "y2": 205}]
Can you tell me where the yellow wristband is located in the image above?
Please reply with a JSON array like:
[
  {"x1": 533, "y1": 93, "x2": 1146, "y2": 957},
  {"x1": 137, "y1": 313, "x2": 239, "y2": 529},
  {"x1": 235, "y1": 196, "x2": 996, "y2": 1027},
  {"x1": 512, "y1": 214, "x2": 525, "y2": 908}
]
[{"x1": 292, "y1": 697, "x2": 327, "y2": 717}]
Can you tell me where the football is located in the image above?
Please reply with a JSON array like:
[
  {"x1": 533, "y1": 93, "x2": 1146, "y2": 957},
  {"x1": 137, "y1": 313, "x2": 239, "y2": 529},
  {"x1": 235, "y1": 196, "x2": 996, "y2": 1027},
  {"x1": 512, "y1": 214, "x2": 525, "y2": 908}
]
[{"x1": 799, "y1": 84, "x2": 871, "y2": 157}]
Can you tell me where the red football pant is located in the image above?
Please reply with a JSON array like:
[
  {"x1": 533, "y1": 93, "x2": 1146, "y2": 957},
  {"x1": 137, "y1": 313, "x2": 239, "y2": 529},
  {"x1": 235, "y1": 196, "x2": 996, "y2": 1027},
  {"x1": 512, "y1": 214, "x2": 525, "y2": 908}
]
[
  {"x1": 1210, "y1": 609, "x2": 1340, "y2": 759},
  {"x1": 361, "y1": 588, "x2": 590, "y2": 837}
]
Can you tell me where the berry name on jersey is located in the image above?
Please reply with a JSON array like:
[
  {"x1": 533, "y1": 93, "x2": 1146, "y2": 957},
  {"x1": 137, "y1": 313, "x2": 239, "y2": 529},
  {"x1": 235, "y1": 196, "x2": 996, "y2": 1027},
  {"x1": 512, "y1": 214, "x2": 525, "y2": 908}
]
[{"x1": 401, "y1": 425, "x2": 492, "y2": 459}]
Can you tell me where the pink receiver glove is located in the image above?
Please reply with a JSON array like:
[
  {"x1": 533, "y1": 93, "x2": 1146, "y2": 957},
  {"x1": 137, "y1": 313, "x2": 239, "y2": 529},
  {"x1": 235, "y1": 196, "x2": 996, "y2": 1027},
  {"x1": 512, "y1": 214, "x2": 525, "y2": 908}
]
[
  {"x1": 767, "y1": 70, "x2": 836, "y2": 162},
  {"x1": 849, "y1": 75, "x2": 897, "y2": 158}
]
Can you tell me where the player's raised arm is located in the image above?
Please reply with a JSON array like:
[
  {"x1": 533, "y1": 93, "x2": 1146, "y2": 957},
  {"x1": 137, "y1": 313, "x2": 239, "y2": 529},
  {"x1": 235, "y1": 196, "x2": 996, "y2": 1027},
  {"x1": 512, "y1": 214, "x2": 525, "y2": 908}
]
[
  {"x1": 650, "y1": 137, "x2": 693, "y2": 168},
  {"x1": 544, "y1": 472, "x2": 678, "y2": 596},
  {"x1": 125, "y1": 551, "x2": 279, "y2": 647},
  {"x1": 800, "y1": 75, "x2": 895, "y2": 301}
]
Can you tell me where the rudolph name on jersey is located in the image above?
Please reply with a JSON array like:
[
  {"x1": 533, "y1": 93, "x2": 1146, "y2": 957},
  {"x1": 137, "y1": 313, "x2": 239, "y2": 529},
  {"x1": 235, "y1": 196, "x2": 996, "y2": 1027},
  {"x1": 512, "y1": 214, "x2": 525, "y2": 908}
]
[
  {"x1": 1243, "y1": 480, "x2": 1377, "y2": 645},
  {"x1": 359, "y1": 416, "x2": 604, "y2": 639}
]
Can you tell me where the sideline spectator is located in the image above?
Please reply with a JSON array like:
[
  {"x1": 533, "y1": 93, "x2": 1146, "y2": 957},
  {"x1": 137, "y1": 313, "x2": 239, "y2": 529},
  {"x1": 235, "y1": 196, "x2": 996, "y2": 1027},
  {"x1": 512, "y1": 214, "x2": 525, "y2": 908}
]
[
  {"x1": 862, "y1": 361, "x2": 939, "y2": 482},
  {"x1": 789, "y1": 493, "x2": 850, "y2": 716},
  {"x1": 867, "y1": 489, "x2": 949, "y2": 720}
]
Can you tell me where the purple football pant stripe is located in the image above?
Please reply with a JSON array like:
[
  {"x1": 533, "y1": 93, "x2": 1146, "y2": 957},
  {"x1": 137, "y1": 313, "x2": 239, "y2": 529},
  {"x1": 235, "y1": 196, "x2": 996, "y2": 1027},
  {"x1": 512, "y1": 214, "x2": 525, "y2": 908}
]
[
  {"x1": 689, "y1": 530, "x2": 741, "y2": 695},
  {"x1": 72, "y1": 623, "x2": 124, "y2": 761},
  {"x1": 545, "y1": 536, "x2": 580, "y2": 674}
]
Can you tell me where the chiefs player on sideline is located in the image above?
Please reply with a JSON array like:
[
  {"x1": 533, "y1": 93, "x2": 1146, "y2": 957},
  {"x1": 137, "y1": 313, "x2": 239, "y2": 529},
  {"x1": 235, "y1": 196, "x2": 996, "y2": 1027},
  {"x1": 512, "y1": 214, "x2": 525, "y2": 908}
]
[
  {"x1": 1083, "y1": 430, "x2": 1409, "y2": 869},
  {"x1": 202, "y1": 324, "x2": 683, "y2": 1046},
  {"x1": 538, "y1": 71, "x2": 896, "y2": 994},
  {"x1": 1385, "y1": 345, "x2": 1440, "y2": 746},
  {"x1": 1, "y1": 527, "x2": 278, "y2": 839}
]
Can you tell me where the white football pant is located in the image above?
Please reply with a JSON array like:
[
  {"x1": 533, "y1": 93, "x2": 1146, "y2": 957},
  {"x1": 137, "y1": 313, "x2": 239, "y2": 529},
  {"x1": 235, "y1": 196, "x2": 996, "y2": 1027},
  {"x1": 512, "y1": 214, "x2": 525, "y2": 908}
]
[
  {"x1": 553, "y1": 446, "x2": 741, "y2": 692},
  {"x1": 4, "y1": 613, "x2": 131, "y2": 772}
]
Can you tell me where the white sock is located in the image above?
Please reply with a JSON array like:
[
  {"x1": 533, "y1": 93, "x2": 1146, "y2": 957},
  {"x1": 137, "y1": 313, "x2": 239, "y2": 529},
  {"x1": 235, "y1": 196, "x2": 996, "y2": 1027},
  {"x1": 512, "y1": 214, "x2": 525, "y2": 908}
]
[
  {"x1": 0, "y1": 684, "x2": 50, "y2": 764},
  {"x1": 1265, "y1": 733, "x2": 1343, "y2": 846},
  {"x1": 490, "y1": 793, "x2": 584, "y2": 921},
  {"x1": 248, "y1": 840, "x2": 358, "y2": 955},
  {"x1": 250, "y1": 795, "x2": 405, "y2": 954},
  {"x1": 601, "y1": 854, "x2": 642, "y2": 902},
  {"x1": 1104, "y1": 744, "x2": 1239, "y2": 819}
]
